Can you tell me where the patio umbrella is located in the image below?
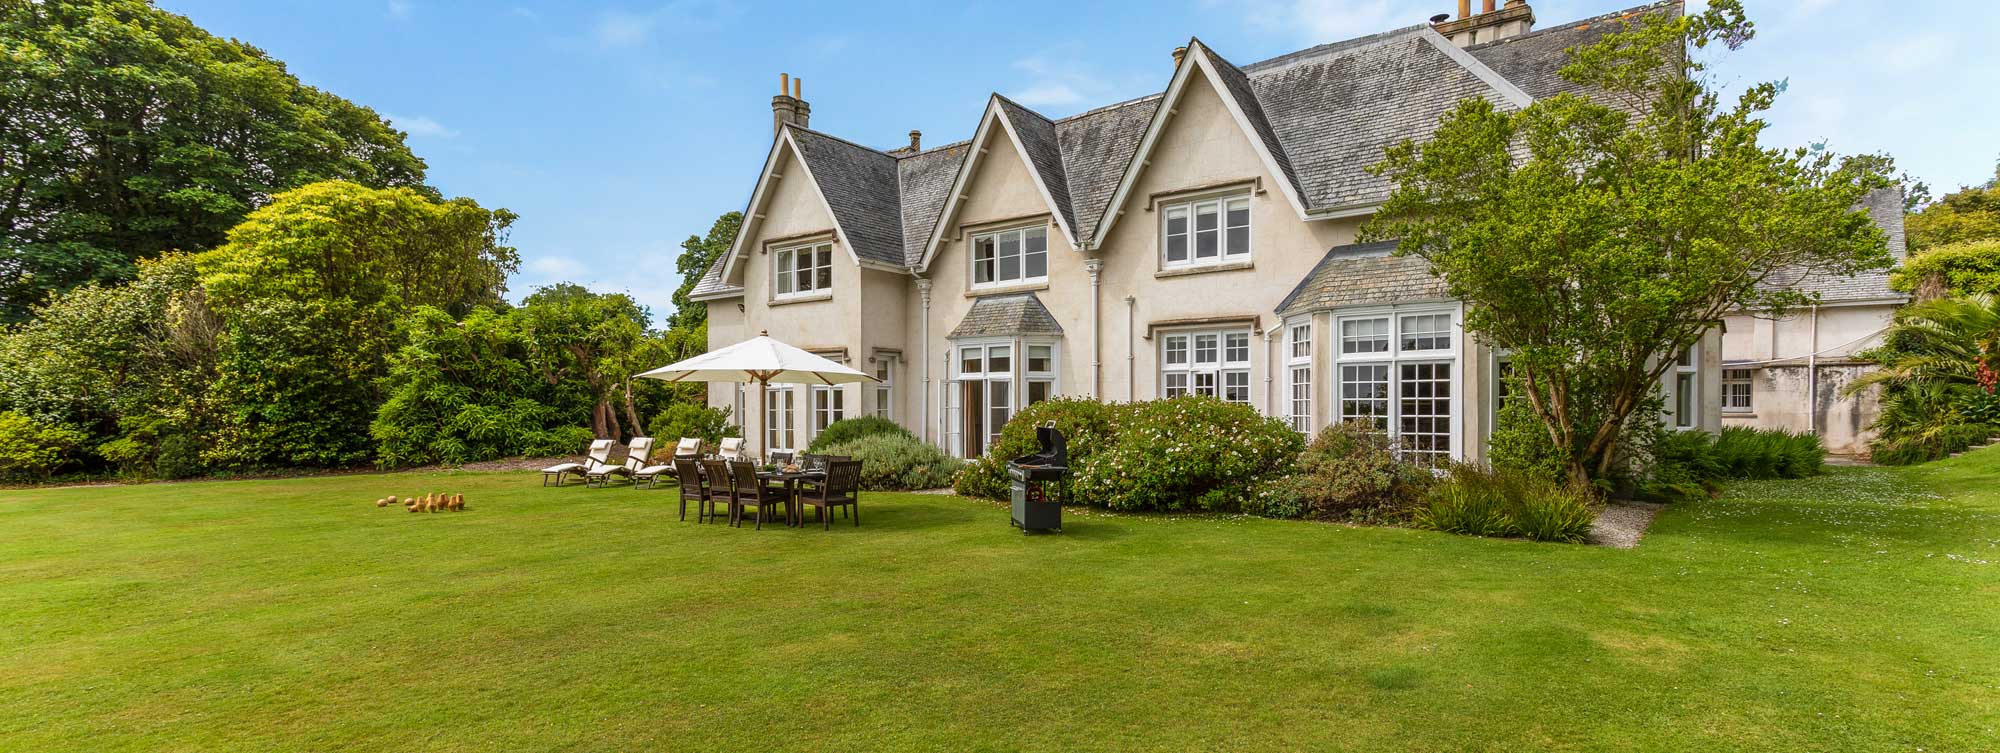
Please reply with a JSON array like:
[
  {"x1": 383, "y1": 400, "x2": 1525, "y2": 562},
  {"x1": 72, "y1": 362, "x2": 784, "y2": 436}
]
[{"x1": 635, "y1": 332, "x2": 876, "y2": 459}]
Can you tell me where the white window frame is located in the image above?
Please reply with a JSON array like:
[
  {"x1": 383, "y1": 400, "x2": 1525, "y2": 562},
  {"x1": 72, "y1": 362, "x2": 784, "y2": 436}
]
[
  {"x1": 1331, "y1": 306, "x2": 1462, "y2": 464},
  {"x1": 773, "y1": 241, "x2": 834, "y2": 300},
  {"x1": 1024, "y1": 342, "x2": 1058, "y2": 408},
  {"x1": 1287, "y1": 320, "x2": 1312, "y2": 434},
  {"x1": 969, "y1": 225, "x2": 1050, "y2": 289},
  {"x1": 811, "y1": 384, "x2": 846, "y2": 438},
  {"x1": 764, "y1": 384, "x2": 797, "y2": 452},
  {"x1": 1159, "y1": 327, "x2": 1253, "y2": 405},
  {"x1": 1722, "y1": 366, "x2": 1754, "y2": 413},
  {"x1": 1670, "y1": 344, "x2": 1700, "y2": 430},
  {"x1": 872, "y1": 357, "x2": 895, "y2": 419},
  {"x1": 1160, "y1": 193, "x2": 1252, "y2": 270}
]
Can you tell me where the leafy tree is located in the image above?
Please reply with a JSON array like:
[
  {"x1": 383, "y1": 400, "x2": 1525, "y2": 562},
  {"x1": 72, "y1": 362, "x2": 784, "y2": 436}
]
[
  {"x1": 1905, "y1": 159, "x2": 2000, "y2": 253},
  {"x1": 514, "y1": 284, "x2": 660, "y2": 440},
  {"x1": 1894, "y1": 239, "x2": 2000, "y2": 299},
  {"x1": 1364, "y1": 0, "x2": 1892, "y2": 484},
  {"x1": 195, "y1": 181, "x2": 517, "y2": 468},
  {"x1": 668, "y1": 211, "x2": 740, "y2": 332},
  {"x1": 0, "y1": 410, "x2": 88, "y2": 481},
  {"x1": 1848, "y1": 294, "x2": 2000, "y2": 461},
  {"x1": 370, "y1": 307, "x2": 594, "y2": 467},
  {"x1": 0, "y1": 0, "x2": 430, "y2": 323}
]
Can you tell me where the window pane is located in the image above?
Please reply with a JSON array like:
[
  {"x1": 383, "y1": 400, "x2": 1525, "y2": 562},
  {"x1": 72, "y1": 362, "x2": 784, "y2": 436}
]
[
  {"x1": 815, "y1": 262, "x2": 831, "y2": 291},
  {"x1": 998, "y1": 231, "x2": 1021, "y2": 281},
  {"x1": 1164, "y1": 372, "x2": 1188, "y2": 398},
  {"x1": 1675, "y1": 373, "x2": 1695, "y2": 428},
  {"x1": 1400, "y1": 313, "x2": 1451, "y2": 352},
  {"x1": 1340, "y1": 364, "x2": 1390, "y2": 432},
  {"x1": 1024, "y1": 228, "x2": 1048, "y2": 279},
  {"x1": 987, "y1": 345, "x2": 1011, "y2": 374},
  {"x1": 1027, "y1": 380, "x2": 1051, "y2": 406},
  {"x1": 1290, "y1": 325, "x2": 1311, "y2": 360},
  {"x1": 1341, "y1": 318, "x2": 1390, "y2": 354},
  {"x1": 1028, "y1": 345, "x2": 1052, "y2": 374},
  {"x1": 1195, "y1": 203, "x2": 1219, "y2": 259},
  {"x1": 961, "y1": 348, "x2": 981, "y2": 376},
  {"x1": 1164, "y1": 335, "x2": 1187, "y2": 365},
  {"x1": 974, "y1": 236, "x2": 995, "y2": 284},
  {"x1": 797, "y1": 265, "x2": 813, "y2": 293},
  {"x1": 1225, "y1": 199, "x2": 1250, "y2": 257},
  {"x1": 1398, "y1": 362, "x2": 1452, "y2": 465},
  {"x1": 775, "y1": 251, "x2": 792, "y2": 294},
  {"x1": 1165, "y1": 209, "x2": 1188, "y2": 263},
  {"x1": 1223, "y1": 370, "x2": 1249, "y2": 403},
  {"x1": 1194, "y1": 372, "x2": 1217, "y2": 396},
  {"x1": 1194, "y1": 334, "x2": 1218, "y2": 364},
  {"x1": 1290, "y1": 366, "x2": 1312, "y2": 433},
  {"x1": 1224, "y1": 332, "x2": 1249, "y2": 364}
]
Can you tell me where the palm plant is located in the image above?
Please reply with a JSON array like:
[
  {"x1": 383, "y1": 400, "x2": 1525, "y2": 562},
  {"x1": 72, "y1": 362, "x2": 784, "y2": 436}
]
[{"x1": 1849, "y1": 294, "x2": 2000, "y2": 462}]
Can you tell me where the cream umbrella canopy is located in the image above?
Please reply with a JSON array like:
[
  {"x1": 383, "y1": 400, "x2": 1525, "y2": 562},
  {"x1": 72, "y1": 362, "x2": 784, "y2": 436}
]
[{"x1": 636, "y1": 332, "x2": 877, "y2": 459}]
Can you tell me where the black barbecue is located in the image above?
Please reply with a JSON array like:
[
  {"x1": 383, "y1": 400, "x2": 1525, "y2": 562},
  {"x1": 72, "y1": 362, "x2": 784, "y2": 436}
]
[{"x1": 1007, "y1": 421, "x2": 1068, "y2": 533}]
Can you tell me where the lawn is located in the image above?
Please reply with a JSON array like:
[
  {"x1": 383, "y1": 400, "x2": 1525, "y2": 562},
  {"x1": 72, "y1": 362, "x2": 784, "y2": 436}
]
[{"x1": 2, "y1": 453, "x2": 1996, "y2": 752}]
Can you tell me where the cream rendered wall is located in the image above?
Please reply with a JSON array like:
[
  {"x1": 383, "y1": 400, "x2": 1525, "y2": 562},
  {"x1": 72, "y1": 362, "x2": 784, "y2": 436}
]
[
  {"x1": 1093, "y1": 67, "x2": 1362, "y2": 411},
  {"x1": 1721, "y1": 302, "x2": 1896, "y2": 453},
  {"x1": 711, "y1": 145, "x2": 864, "y2": 452},
  {"x1": 859, "y1": 266, "x2": 909, "y2": 423},
  {"x1": 913, "y1": 124, "x2": 1089, "y2": 448}
]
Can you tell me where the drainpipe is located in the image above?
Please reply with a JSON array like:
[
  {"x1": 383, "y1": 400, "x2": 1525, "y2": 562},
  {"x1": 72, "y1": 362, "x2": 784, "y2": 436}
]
[
  {"x1": 1807, "y1": 303, "x2": 1820, "y2": 434},
  {"x1": 1085, "y1": 257, "x2": 1103, "y2": 399},
  {"x1": 917, "y1": 277, "x2": 933, "y2": 444},
  {"x1": 1125, "y1": 295, "x2": 1137, "y2": 401}
]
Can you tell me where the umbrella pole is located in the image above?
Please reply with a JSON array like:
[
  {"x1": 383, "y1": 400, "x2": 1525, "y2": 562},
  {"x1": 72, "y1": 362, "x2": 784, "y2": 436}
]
[{"x1": 756, "y1": 374, "x2": 768, "y2": 463}]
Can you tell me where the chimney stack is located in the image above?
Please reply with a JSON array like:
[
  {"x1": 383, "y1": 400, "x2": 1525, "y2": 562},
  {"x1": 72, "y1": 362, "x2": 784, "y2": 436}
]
[
  {"x1": 908, "y1": 130, "x2": 922, "y2": 152},
  {"x1": 771, "y1": 72, "x2": 810, "y2": 136},
  {"x1": 1435, "y1": 0, "x2": 1534, "y2": 47},
  {"x1": 1171, "y1": 45, "x2": 1188, "y2": 68}
]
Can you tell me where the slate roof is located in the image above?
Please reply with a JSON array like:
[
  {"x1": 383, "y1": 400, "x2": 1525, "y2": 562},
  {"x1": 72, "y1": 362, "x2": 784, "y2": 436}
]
[
  {"x1": 693, "y1": 1, "x2": 1679, "y2": 298},
  {"x1": 1276, "y1": 240, "x2": 1448, "y2": 317},
  {"x1": 948, "y1": 293, "x2": 1065, "y2": 339},
  {"x1": 1761, "y1": 187, "x2": 1910, "y2": 303}
]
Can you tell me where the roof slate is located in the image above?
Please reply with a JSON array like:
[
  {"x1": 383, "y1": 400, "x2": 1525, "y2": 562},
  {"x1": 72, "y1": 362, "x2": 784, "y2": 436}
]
[
  {"x1": 1276, "y1": 240, "x2": 1448, "y2": 317},
  {"x1": 993, "y1": 96, "x2": 1079, "y2": 240},
  {"x1": 1761, "y1": 187, "x2": 1910, "y2": 303},
  {"x1": 948, "y1": 293, "x2": 1066, "y2": 339},
  {"x1": 787, "y1": 128, "x2": 906, "y2": 267}
]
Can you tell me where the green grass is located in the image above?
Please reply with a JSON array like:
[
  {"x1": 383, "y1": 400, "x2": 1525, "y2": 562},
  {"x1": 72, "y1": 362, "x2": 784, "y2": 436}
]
[{"x1": 3, "y1": 453, "x2": 1997, "y2": 752}]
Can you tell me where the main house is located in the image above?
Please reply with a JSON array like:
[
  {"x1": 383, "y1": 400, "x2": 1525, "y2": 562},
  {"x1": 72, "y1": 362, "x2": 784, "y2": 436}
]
[{"x1": 691, "y1": 0, "x2": 1874, "y2": 461}]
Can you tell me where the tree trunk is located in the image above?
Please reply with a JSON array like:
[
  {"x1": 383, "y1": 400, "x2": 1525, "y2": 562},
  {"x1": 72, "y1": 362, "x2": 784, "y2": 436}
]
[{"x1": 621, "y1": 379, "x2": 645, "y2": 440}]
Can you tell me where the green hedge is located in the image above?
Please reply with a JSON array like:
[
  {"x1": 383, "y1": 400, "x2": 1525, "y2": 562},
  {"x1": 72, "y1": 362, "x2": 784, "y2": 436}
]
[
  {"x1": 0, "y1": 411, "x2": 88, "y2": 482},
  {"x1": 806, "y1": 416, "x2": 914, "y2": 453},
  {"x1": 816, "y1": 433, "x2": 964, "y2": 491}
]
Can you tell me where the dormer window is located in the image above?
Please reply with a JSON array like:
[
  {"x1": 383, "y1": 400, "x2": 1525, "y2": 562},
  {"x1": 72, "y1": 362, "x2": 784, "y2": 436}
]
[
  {"x1": 1162, "y1": 194, "x2": 1251, "y2": 269},
  {"x1": 971, "y1": 225, "x2": 1049, "y2": 288},
  {"x1": 774, "y1": 242, "x2": 833, "y2": 300}
]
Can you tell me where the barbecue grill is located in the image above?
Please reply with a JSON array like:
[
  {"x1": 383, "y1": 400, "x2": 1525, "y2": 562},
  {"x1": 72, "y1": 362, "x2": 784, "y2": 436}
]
[{"x1": 1006, "y1": 421, "x2": 1068, "y2": 533}]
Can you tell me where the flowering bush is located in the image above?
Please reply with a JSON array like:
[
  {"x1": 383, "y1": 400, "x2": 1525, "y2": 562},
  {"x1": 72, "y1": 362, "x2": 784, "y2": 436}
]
[
  {"x1": 953, "y1": 397, "x2": 1122, "y2": 499},
  {"x1": 1250, "y1": 420, "x2": 1432, "y2": 520},
  {"x1": 1070, "y1": 396, "x2": 1304, "y2": 512},
  {"x1": 817, "y1": 433, "x2": 963, "y2": 491}
]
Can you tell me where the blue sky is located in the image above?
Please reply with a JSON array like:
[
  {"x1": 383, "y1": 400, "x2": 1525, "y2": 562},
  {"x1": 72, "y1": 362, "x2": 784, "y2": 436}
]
[{"x1": 158, "y1": 0, "x2": 1998, "y2": 320}]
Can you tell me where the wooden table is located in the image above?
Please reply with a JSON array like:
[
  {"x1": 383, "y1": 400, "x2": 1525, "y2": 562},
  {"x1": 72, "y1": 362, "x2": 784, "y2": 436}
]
[{"x1": 757, "y1": 470, "x2": 827, "y2": 527}]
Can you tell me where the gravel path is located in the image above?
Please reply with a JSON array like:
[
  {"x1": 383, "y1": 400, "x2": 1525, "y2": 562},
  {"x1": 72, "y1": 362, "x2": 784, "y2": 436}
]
[{"x1": 1589, "y1": 501, "x2": 1664, "y2": 549}]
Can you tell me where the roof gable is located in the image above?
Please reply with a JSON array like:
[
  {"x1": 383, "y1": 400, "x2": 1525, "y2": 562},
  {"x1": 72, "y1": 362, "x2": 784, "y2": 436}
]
[
  {"x1": 788, "y1": 128, "x2": 907, "y2": 268},
  {"x1": 916, "y1": 96, "x2": 1083, "y2": 272}
]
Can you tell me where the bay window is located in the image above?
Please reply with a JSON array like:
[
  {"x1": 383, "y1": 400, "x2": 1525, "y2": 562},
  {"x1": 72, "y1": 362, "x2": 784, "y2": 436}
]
[
  {"x1": 1161, "y1": 328, "x2": 1252, "y2": 405},
  {"x1": 774, "y1": 242, "x2": 833, "y2": 299},
  {"x1": 946, "y1": 339, "x2": 1060, "y2": 459},
  {"x1": 1288, "y1": 321, "x2": 1312, "y2": 434},
  {"x1": 1333, "y1": 308, "x2": 1460, "y2": 464},
  {"x1": 971, "y1": 226, "x2": 1049, "y2": 288},
  {"x1": 1161, "y1": 194, "x2": 1251, "y2": 269}
]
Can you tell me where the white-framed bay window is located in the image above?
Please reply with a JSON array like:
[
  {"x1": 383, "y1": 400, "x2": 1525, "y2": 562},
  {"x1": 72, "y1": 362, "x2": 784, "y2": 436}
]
[
  {"x1": 971, "y1": 225, "x2": 1049, "y2": 288},
  {"x1": 1161, "y1": 328, "x2": 1252, "y2": 405},
  {"x1": 764, "y1": 384, "x2": 797, "y2": 452},
  {"x1": 773, "y1": 242, "x2": 833, "y2": 300},
  {"x1": 1161, "y1": 194, "x2": 1251, "y2": 269},
  {"x1": 812, "y1": 384, "x2": 846, "y2": 438},
  {"x1": 1333, "y1": 307, "x2": 1461, "y2": 465},
  {"x1": 945, "y1": 338, "x2": 1061, "y2": 459},
  {"x1": 1287, "y1": 320, "x2": 1312, "y2": 434}
]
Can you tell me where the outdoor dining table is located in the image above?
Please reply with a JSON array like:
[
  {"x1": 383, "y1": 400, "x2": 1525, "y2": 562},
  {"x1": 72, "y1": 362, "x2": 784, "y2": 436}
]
[{"x1": 757, "y1": 469, "x2": 826, "y2": 527}]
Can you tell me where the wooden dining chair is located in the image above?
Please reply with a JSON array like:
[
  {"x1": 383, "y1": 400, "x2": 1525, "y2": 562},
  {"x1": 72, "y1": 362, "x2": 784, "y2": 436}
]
[
  {"x1": 673, "y1": 458, "x2": 706, "y2": 521},
  {"x1": 726, "y1": 460, "x2": 787, "y2": 530},
  {"x1": 698, "y1": 459, "x2": 734, "y2": 524},
  {"x1": 799, "y1": 460, "x2": 861, "y2": 530}
]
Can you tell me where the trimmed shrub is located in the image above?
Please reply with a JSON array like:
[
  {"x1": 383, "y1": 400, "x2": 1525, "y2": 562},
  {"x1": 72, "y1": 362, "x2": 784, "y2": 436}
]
[
  {"x1": 647, "y1": 403, "x2": 740, "y2": 447},
  {"x1": 954, "y1": 397, "x2": 1123, "y2": 499},
  {"x1": 1071, "y1": 396, "x2": 1305, "y2": 512},
  {"x1": 817, "y1": 433, "x2": 964, "y2": 491},
  {"x1": 0, "y1": 411, "x2": 88, "y2": 482},
  {"x1": 1712, "y1": 427, "x2": 1823, "y2": 479},
  {"x1": 1253, "y1": 420, "x2": 1432, "y2": 521},
  {"x1": 806, "y1": 415, "x2": 912, "y2": 453},
  {"x1": 1414, "y1": 465, "x2": 1598, "y2": 543}
]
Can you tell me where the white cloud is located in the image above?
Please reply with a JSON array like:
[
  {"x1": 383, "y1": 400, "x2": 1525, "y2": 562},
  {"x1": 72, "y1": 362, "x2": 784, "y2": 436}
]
[
  {"x1": 593, "y1": 9, "x2": 658, "y2": 49},
  {"x1": 1011, "y1": 83, "x2": 1086, "y2": 108},
  {"x1": 517, "y1": 247, "x2": 682, "y2": 316},
  {"x1": 1868, "y1": 32, "x2": 1957, "y2": 74},
  {"x1": 508, "y1": 6, "x2": 539, "y2": 21},
  {"x1": 1006, "y1": 54, "x2": 1119, "y2": 112},
  {"x1": 588, "y1": 1, "x2": 743, "y2": 51},
  {"x1": 387, "y1": 114, "x2": 459, "y2": 139},
  {"x1": 387, "y1": 0, "x2": 412, "y2": 19},
  {"x1": 810, "y1": 34, "x2": 851, "y2": 55}
]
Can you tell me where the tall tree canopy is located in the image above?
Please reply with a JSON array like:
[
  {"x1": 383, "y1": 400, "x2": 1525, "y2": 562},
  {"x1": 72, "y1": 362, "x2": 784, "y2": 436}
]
[
  {"x1": 0, "y1": 0, "x2": 430, "y2": 323},
  {"x1": 668, "y1": 211, "x2": 740, "y2": 333},
  {"x1": 1364, "y1": 0, "x2": 1892, "y2": 484}
]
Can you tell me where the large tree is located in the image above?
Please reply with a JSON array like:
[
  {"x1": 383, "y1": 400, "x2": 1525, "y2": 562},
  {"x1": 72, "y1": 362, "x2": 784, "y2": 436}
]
[
  {"x1": 1907, "y1": 159, "x2": 2000, "y2": 253},
  {"x1": 0, "y1": 0, "x2": 430, "y2": 323},
  {"x1": 514, "y1": 283, "x2": 661, "y2": 441},
  {"x1": 1364, "y1": 1, "x2": 1893, "y2": 484}
]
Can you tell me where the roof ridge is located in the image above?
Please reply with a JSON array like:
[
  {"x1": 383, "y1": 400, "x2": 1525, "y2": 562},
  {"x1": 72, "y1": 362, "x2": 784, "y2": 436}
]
[
  {"x1": 1052, "y1": 92, "x2": 1165, "y2": 125},
  {"x1": 1465, "y1": 0, "x2": 1680, "y2": 52},
  {"x1": 785, "y1": 123, "x2": 899, "y2": 161},
  {"x1": 1238, "y1": 23, "x2": 1429, "y2": 75}
]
